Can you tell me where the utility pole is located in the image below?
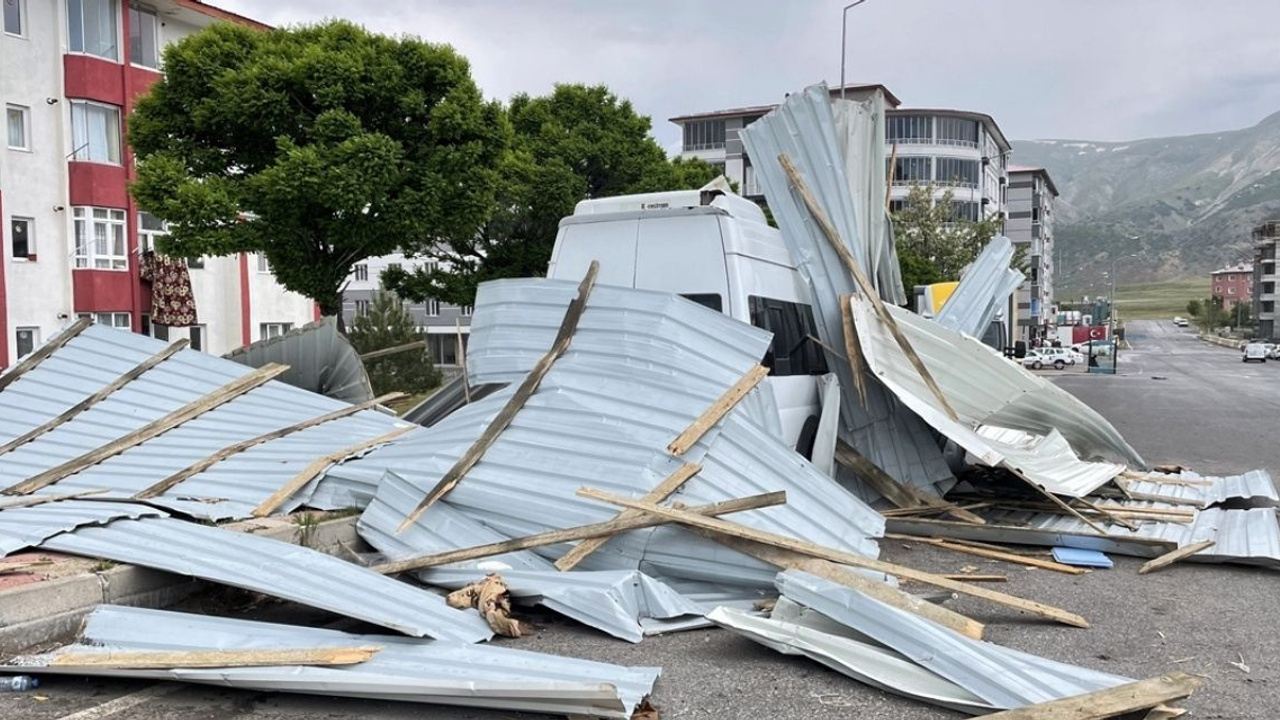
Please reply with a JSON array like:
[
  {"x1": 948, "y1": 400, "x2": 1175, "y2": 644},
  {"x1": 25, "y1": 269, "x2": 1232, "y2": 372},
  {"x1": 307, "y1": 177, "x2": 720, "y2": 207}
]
[{"x1": 840, "y1": 1, "x2": 868, "y2": 100}]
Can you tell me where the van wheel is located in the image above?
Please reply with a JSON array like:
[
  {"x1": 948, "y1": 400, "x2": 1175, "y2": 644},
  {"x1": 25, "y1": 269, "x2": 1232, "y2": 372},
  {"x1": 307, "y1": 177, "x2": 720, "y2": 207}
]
[
  {"x1": 1031, "y1": 361, "x2": 1042, "y2": 370},
  {"x1": 795, "y1": 415, "x2": 820, "y2": 461},
  {"x1": 1054, "y1": 360, "x2": 1066, "y2": 370}
]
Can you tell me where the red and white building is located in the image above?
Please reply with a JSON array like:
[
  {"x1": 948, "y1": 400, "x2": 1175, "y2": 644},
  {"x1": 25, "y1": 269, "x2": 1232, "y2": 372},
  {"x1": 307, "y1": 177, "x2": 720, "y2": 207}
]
[
  {"x1": 1, "y1": 0, "x2": 315, "y2": 369},
  {"x1": 1210, "y1": 261, "x2": 1253, "y2": 307}
]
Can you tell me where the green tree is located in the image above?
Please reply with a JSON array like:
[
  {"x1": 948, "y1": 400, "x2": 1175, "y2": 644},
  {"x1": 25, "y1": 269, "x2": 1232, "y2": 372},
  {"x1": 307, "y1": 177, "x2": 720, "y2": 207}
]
[
  {"x1": 129, "y1": 20, "x2": 509, "y2": 317},
  {"x1": 1186, "y1": 299, "x2": 1202, "y2": 318},
  {"x1": 891, "y1": 183, "x2": 1003, "y2": 282},
  {"x1": 347, "y1": 291, "x2": 441, "y2": 396},
  {"x1": 1231, "y1": 300, "x2": 1254, "y2": 328},
  {"x1": 385, "y1": 83, "x2": 721, "y2": 307}
]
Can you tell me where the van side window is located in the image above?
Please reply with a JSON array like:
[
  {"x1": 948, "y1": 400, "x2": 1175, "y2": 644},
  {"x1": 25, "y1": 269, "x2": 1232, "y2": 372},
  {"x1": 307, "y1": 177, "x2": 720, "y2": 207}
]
[
  {"x1": 747, "y1": 296, "x2": 829, "y2": 376},
  {"x1": 680, "y1": 294, "x2": 723, "y2": 313}
]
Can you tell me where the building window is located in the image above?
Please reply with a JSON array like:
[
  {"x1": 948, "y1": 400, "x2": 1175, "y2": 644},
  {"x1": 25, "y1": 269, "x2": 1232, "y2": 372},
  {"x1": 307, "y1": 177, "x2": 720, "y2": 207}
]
[
  {"x1": 886, "y1": 115, "x2": 931, "y2": 144},
  {"x1": 1228, "y1": 287, "x2": 1236, "y2": 295},
  {"x1": 141, "y1": 212, "x2": 202, "y2": 269},
  {"x1": 6, "y1": 105, "x2": 29, "y2": 150},
  {"x1": 151, "y1": 322, "x2": 169, "y2": 340},
  {"x1": 425, "y1": 299, "x2": 440, "y2": 317},
  {"x1": 936, "y1": 116, "x2": 980, "y2": 148},
  {"x1": 70, "y1": 101, "x2": 122, "y2": 164},
  {"x1": 78, "y1": 311, "x2": 131, "y2": 329},
  {"x1": 260, "y1": 322, "x2": 292, "y2": 340},
  {"x1": 890, "y1": 156, "x2": 931, "y2": 185},
  {"x1": 257, "y1": 253, "x2": 271, "y2": 272},
  {"x1": 68, "y1": 0, "x2": 119, "y2": 60},
  {"x1": 948, "y1": 201, "x2": 980, "y2": 222},
  {"x1": 10, "y1": 217, "x2": 33, "y2": 258},
  {"x1": 682, "y1": 119, "x2": 726, "y2": 151},
  {"x1": 459, "y1": 305, "x2": 473, "y2": 317},
  {"x1": 15, "y1": 327, "x2": 37, "y2": 358},
  {"x1": 72, "y1": 207, "x2": 127, "y2": 270},
  {"x1": 354, "y1": 299, "x2": 370, "y2": 316},
  {"x1": 127, "y1": 4, "x2": 158, "y2": 69},
  {"x1": 353, "y1": 264, "x2": 368, "y2": 281},
  {"x1": 189, "y1": 325, "x2": 205, "y2": 351},
  {"x1": 935, "y1": 157, "x2": 979, "y2": 188},
  {"x1": 4, "y1": 0, "x2": 23, "y2": 36}
]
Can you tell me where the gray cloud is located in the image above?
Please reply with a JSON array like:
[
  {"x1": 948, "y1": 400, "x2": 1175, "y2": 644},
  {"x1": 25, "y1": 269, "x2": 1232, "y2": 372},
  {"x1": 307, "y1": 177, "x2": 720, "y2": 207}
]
[{"x1": 208, "y1": 0, "x2": 1280, "y2": 148}]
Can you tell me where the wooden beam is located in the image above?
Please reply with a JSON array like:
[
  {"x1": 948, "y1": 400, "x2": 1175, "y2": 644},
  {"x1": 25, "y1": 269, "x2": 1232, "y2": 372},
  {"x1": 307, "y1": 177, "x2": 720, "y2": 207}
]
[
  {"x1": 135, "y1": 392, "x2": 406, "y2": 500},
  {"x1": 0, "y1": 340, "x2": 190, "y2": 458},
  {"x1": 1073, "y1": 495, "x2": 1140, "y2": 532},
  {"x1": 373, "y1": 490, "x2": 787, "y2": 575},
  {"x1": 554, "y1": 462, "x2": 703, "y2": 571},
  {"x1": 395, "y1": 262, "x2": 599, "y2": 533},
  {"x1": 1139, "y1": 540, "x2": 1215, "y2": 576},
  {"x1": 839, "y1": 294, "x2": 869, "y2": 406},
  {"x1": 251, "y1": 424, "x2": 417, "y2": 517},
  {"x1": 579, "y1": 486, "x2": 1089, "y2": 628},
  {"x1": 4, "y1": 363, "x2": 291, "y2": 496},
  {"x1": 456, "y1": 317, "x2": 471, "y2": 403},
  {"x1": 666, "y1": 365, "x2": 769, "y2": 456},
  {"x1": 359, "y1": 341, "x2": 427, "y2": 361},
  {"x1": 0, "y1": 488, "x2": 109, "y2": 510},
  {"x1": 0, "y1": 317, "x2": 93, "y2": 393},
  {"x1": 779, "y1": 153, "x2": 959, "y2": 422},
  {"x1": 704, "y1": 533, "x2": 985, "y2": 639},
  {"x1": 941, "y1": 574, "x2": 1007, "y2": 582},
  {"x1": 896, "y1": 535, "x2": 1088, "y2": 575},
  {"x1": 1006, "y1": 472, "x2": 1109, "y2": 535},
  {"x1": 49, "y1": 647, "x2": 381, "y2": 669},
  {"x1": 977, "y1": 673, "x2": 1203, "y2": 720},
  {"x1": 835, "y1": 440, "x2": 985, "y2": 525}
]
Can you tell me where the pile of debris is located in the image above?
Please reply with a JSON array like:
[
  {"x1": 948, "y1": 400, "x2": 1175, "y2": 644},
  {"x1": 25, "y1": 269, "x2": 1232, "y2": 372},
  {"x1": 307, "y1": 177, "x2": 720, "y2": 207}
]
[{"x1": 0, "y1": 83, "x2": 1264, "y2": 718}]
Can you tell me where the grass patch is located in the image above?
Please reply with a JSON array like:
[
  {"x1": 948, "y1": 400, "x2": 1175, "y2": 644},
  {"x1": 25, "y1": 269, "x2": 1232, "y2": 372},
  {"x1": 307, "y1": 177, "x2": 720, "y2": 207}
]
[{"x1": 1113, "y1": 277, "x2": 1208, "y2": 320}]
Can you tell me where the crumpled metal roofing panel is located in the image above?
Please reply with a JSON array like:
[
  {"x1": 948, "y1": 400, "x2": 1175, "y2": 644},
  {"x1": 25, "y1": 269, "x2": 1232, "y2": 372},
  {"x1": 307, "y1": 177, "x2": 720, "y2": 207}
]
[
  {"x1": 0, "y1": 500, "x2": 165, "y2": 556},
  {"x1": 36, "y1": 516, "x2": 493, "y2": 642},
  {"x1": 975, "y1": 426, "x2": 1125, "y2": 498},
  {"x1": 6, "y1": 605, "x2": 658, "y2": 719},
  {"x1": 223, "y1": 317, "x2": 374, "y2": 404},
  {"x1": 848, "y1": 293, "x2": 1145, "y2": 468},
  {"x1": 1123, "y1": 469, "x2": 1278, "y2": 508},
  {"x1": 0, "y1": 324, "x2": 413, "y2": 520},
  {"x1": 738, "y1": 82, "x2": 954, "y2": 493},
  {"x1": 775, "y1": 570, "x2": 1132, "y2": 709},
  {"x1": 933, "y1": 236, "x2": 1026, "y2": 339}
]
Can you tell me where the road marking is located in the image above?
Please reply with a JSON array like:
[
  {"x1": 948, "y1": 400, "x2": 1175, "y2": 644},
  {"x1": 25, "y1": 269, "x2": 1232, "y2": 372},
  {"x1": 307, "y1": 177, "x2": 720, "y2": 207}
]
[{"x1": 54, "y1": 684, "x2": 185, "y2": 720}]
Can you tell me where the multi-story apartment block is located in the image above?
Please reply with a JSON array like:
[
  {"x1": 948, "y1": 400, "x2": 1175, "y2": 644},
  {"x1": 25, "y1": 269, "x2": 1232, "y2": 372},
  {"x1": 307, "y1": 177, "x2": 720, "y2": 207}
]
[
  {"x1": 0, "y1": 0, "x2": 315, "y2": 367},
  {"x1": 341, "y1": 252, "x2": 471, "y2": 366},
  {"x1": 1210, "y1": 262, "x2": 1253, "y2": 307},
  {"x1": 1252, "y1": 221, "x2": 1280, "y2": 338},
  {"x1": 1006, "y1": 166, "x2": 1059, "y2": 344}
]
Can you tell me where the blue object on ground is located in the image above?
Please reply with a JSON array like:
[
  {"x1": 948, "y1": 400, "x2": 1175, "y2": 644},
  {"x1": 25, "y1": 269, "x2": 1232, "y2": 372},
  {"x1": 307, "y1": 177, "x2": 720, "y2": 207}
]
[{"x1": 1052, "y1": 547, "x2": 1114, "y2": 568}]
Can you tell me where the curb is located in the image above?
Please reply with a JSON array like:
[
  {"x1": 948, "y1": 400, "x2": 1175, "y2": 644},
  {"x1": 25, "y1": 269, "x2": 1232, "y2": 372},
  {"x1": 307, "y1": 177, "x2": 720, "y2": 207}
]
[{"x1": 0, "y1": 514, "x2": 361, "y2": 655}]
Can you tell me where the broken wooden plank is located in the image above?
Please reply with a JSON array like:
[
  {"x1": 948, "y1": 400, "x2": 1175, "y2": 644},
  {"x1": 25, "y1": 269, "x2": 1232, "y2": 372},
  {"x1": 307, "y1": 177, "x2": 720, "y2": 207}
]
[
  {"x1": 704, "y1": 533, "x2": 985, "y2": 640},
  {"x1": 0, "y1": 340, "x2": 190, "y2": 458},
  {"x1": 135, "y1": 392, "x2": 406, "y2": 500},
  {"x1": 1005, "y1": 472, "x2": 1109, "y2": 535},
  {"x1": 49, "y1": 647, "x2": 381, "y2": 669},
  {"x1": 359, "y1": 341, "x2": 427, "y2": 361},
  {"x1": 838, "y1": 294, "x2": 869, "y2": 406},
  {"x1": 4, "y1": 363, "x2": 291, "y2": 496},
  {"x1": 554, "y1": 463, "x2": 703, "y2": 571},
  {"x1": 897, "y1": 535, "x2": 1088, "y2": 576},
  {"x1": 977, "y1": 672, "x2": 1203, "y2": 720},
  {"x1": 835, "y1": 439, "x2": 985, "y2": 525},
  {"x1": 395, "y1": 262, "x2": 599, "y2": 533},
  {"x1": 779, "y1": 153, "x2": 959, "y2": 422},
  {"x1": 579, "y1": 487, "x2": 1090, "y2": 628},
  {"x1": 666, "y1": 365, "x2": 769, "y2": 456},
  {"x1": 0, "y1": 317, "x2": 93, "y2": 393},
  {"x1": 0, "y1": 488, "x2": 110, "y2": 510},
  {"x1": 251, "y1": 424, "x2": 417, "y2": 518},
  {"x1": 940, "y1": 574, "x2": 1007, "y2": 582},
  {"x1": 879, "y1": 502, "x2": 993, "y2": 518},
  {"x1": 1138, "y1": 540, "x2": 1216, "y2": 576},
  {"x1": 373, "y1": 490, "x2": 787, "y2": 575},
  {"x1": 1073, "y1": 496, "x2": 1140, "y2": 532}
]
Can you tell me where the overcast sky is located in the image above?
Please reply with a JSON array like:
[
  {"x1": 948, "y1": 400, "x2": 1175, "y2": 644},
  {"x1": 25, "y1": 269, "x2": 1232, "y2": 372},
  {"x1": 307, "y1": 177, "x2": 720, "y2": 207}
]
[{"x1": 210, "y1": 0, "x2": 1280, "y2": 152}]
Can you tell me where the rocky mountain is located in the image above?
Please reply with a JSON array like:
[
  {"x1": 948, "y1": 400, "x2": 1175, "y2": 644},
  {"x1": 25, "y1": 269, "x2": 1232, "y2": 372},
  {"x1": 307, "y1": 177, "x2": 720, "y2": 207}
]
[{"x1": 1011, "y1": 110, "x2": 1280, "y2": 290}]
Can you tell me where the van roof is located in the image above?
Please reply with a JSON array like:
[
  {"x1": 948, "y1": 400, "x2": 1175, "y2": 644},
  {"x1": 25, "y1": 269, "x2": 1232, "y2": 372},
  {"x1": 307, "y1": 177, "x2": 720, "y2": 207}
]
[{"x1": 572, "y1": 190, "x2": 768, "y2": 226}]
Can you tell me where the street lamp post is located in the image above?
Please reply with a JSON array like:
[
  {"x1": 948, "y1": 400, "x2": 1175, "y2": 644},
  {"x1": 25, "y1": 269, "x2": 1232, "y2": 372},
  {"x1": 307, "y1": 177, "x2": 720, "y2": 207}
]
[
  {"x1": 840, "y1": 1, "x2": 868, "y2": 100},
  {"x1": 1109, "y1": 237, "x2": 1140, "y2": 373}
]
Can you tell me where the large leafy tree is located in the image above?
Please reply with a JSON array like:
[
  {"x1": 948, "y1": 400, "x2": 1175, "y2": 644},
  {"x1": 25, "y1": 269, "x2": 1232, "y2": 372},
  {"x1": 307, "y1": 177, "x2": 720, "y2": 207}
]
[
  {"x1": 129, "y1": 20, "x2": 509, "y2": 316},
  {"x1": 891, "y1": 183, "x2": 1004, "y2": 283},
  {"x1": 385, "y1": 84, "x2": 721, "y2": 306}
]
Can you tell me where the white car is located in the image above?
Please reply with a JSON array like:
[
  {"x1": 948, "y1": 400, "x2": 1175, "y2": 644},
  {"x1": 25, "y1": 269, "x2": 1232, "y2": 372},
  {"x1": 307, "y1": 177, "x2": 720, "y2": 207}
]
[
  {"x1": 1022, "y1": 348, "x2": 1074, "y2": 370},
  {"x1": 1173, "y1": 317, "x2": 1189, "y2": 327},
  {"x1": 1243, "y1": 342, "x2": 1269, "y2": 363}
]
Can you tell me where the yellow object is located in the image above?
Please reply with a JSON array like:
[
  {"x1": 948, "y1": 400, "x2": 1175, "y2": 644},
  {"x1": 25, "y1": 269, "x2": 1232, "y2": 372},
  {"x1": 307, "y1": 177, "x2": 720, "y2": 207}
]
[{"x1": 929, "y1": 281, "x2": 960, "y2": 309}]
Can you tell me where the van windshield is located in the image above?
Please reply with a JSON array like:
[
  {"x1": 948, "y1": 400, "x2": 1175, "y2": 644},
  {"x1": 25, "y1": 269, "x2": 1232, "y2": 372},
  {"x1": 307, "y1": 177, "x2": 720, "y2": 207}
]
[{"x1": 747, "y1": 296, "x2": 828, "y2": 376}]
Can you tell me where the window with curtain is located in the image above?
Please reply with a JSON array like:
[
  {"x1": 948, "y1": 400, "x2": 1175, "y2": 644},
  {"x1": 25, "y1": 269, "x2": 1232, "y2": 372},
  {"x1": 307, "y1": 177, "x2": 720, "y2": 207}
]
[
  {"x1": 3, "y1": 0, "x2": 23, "y2": 36},
  {"x1": 70, "y1": 101, "x2": 121, "y2": 163},
  {"x1": 891, "y1": 156, "x2": 932, "y2": 185},
  {"x1": 128, "y1": 4, "x2": 158, "y2": 68},
  {"x1": 73, "y1": 206, "x2": 127, "y2": 269},
  {"x1": 68, "y1": 0, "x2": 119, "y2": 60},
  {"x1": 935, "y1": 157, "x2": 979, "y2": 188},
  {"x1": 6, "y1": 105, "x2": 27, "y2": 150}
]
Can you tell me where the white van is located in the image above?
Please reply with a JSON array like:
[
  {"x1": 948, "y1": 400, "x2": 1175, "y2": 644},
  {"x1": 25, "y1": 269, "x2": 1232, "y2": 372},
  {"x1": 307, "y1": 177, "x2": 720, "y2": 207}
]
[{"x1": 547, "y1": 189, "x2": 826, "y2": 454}]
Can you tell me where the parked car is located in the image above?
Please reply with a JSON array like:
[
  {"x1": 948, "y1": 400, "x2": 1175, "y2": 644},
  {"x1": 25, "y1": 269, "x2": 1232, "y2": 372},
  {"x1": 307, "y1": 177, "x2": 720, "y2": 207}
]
[
  {"x1": 1071, "y1": 342, "x2": 1113, "y2": 357},
  {"x1": 1173, "y1": 316, "x2": 1189, "y2": 327},
  {"x1": 1243, "y1": 342, "x2": 1269, "y2": 363},
  {"x1": 1022, "y1": 348, "x2": 1073, "y2": 370}
]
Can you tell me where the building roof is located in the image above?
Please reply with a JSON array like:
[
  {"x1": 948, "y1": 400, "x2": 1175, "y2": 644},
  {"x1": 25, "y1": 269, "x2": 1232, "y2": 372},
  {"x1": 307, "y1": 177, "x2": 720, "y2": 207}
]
[
  {"x1": 174, "y1": 0, "x2": 272, "y2": 31},
  {"x1": 668, "y1": 84, "x2": 902, "y2": 123},
  {"x1": 1007, "y1": 165, "x2": 1060, "y2": 196},
  {"x1": 1212, "y1": 262, "x2": 1253, "y2": 275},
  {"x1": 890, "y1": 107, "x2": 1012, "y2": 154}
]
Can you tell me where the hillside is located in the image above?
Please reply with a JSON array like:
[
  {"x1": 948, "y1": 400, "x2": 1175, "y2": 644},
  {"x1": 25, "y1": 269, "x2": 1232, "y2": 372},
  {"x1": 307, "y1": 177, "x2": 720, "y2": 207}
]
[{"x1": 1011, "y1": 110, "x2": 1280, "y2": 293}]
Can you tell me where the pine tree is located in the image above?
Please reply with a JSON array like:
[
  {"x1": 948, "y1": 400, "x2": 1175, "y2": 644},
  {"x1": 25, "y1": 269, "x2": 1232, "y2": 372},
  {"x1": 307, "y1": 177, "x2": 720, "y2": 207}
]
[{"x1": 347, "y1": 291, "x2": 441, "y2": 396}]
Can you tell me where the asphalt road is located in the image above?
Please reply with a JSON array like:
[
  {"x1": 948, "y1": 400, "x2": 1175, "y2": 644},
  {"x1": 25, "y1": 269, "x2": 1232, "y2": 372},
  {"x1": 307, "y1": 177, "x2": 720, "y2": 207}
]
[{"x1": 4, "y1": 320, "x2": 1278, "y2": 719}]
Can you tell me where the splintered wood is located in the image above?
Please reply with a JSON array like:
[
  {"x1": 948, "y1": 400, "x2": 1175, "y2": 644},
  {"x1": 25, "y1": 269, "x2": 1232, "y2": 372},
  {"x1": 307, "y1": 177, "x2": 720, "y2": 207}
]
[
  {"x1": 445, "y1": 574, "x2": 534, "y2": 638},
  {"x1": 978, "y1": 672, "x2": 1203, "y2": 719},
  {"x1": 49, "y1": 647, "x2": 381, "y2": 669}
]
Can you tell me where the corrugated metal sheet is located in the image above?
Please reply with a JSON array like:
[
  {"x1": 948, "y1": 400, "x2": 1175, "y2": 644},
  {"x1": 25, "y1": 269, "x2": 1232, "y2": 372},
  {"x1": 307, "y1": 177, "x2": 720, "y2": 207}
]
[
  {"x1": 223, "y1": 317, "x2": 374, "y2": 404},
  {"x1": 0, "y1": 500, "x2": 164, "y2": 556},
  {"x1": 775, "y1": 570, "x2": 1132, "y2": 709},
  {"x1": 35, "y1": 516, "x2": 493, "y2": 642},
  {"x1": 738, "y1": 83, "x2": 955, "y2": 493},
  {"x1": 976, "y1": 427, "x2": 1125, "y2": 498},
  {"x1": 5, "y1": 605, "x2": 658, "y2": 719},
  {"x1": 343, "y1": 279, "x2": 883, "y2": 593},
  {"x1": 847, "y1": 293, "x2": 1145, "y2": 469},
  {"x1": 1123, "y1": 469, "x2": 1278, "y2": 507},
  {"x1": 934, "y1": 236, "x2": 1025, "y2": 339},
  {"x1": 0, "y1": 324, "x2": 414, "y2": 520}
]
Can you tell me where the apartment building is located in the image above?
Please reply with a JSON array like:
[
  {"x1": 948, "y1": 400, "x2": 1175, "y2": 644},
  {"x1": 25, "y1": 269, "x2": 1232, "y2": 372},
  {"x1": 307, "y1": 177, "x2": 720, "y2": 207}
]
[
  {"x1": 1210, "y1": 261, "x2": 1253, "y2": 307},
  {"x1": 1006, "y1": 166, "x2": 1059, "y2": 344},
  {"x1": 341, "y1": 252, "x2": 471, "y2": 366},
  {"x1": 1252, "y1": 221, "x2": 1280, "y2": 338},
  {"x1": 0, "y1": 0, "x2": 314, "y2": 368}
]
